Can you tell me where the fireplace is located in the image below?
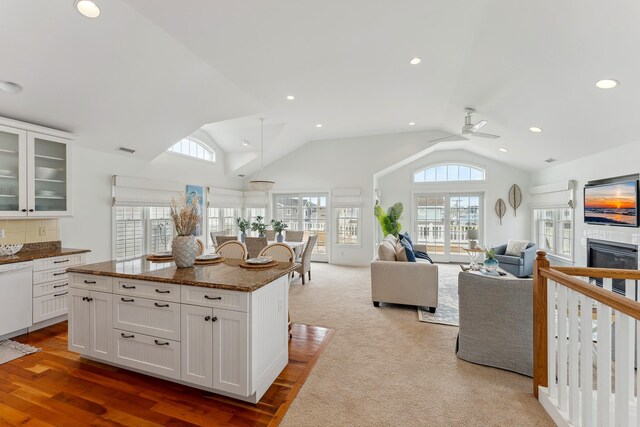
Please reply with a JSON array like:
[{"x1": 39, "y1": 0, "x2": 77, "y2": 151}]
[{"x1": 587, "y1": 239, "x2": 638, "y2": 296}]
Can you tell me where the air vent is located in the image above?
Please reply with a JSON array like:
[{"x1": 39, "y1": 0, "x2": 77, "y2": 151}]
[
  {"x1": 544, "y1": 158, "x2": 556, "y2": 163},
  {"x1": 237, "y1": 174, "x2": 245, "y2": 178},
  {"x1": 116, "y1": 146, "x2": 135, "y2": 154}
]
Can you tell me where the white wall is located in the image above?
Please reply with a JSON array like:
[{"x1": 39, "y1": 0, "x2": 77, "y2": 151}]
[
  {"x1": 251, "y1": 131, "x2": 531, "y2": 265},
  {"x1": 61, "y1": 132, "x2": 242, "y2": 264},
  {"x1": 377, "y1": 149, "x2": 531, "y2": 252},
  {"x1": 531, "y1": 140, "x2": 640, "y2": 267}
]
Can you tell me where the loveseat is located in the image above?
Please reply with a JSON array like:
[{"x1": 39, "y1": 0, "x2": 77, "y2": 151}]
[
  {"x1": 493, "y1": 242, "x2": 537, "y2": 278},
  {"x1": 371, "y1": 236, "x2": 438, "y2": 311}
]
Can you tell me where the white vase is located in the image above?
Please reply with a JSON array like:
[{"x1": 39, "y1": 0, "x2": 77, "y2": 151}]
[{"x1": 172, "y1": 235, "x2": 197, "y2": 268}]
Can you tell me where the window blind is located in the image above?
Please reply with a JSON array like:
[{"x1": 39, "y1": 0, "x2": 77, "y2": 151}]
[
  {"x1": 332, "y1": 188, "x2": 361, "y2": 207},
  {"x1": 529, "y1": 180, "x2": 575, "y2": 208},
  {"x1": 112, "y1": 175, "x2": 184, "y2": 207},
  {"x1": 208, "y1": 187, "x2": 243, "y2": 208}
]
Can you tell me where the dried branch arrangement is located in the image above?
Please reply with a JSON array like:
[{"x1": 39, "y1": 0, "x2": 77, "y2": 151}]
[{"x1": 170, "y1": 193, "x2": 201, "y2": 236}]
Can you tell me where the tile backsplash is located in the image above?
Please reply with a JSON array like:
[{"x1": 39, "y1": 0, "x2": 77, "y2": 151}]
[{"x1": 0, "y1": 219, "x2": 60, "y2": 244}]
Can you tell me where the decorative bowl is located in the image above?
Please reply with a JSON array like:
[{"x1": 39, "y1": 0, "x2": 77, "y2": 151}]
[{"x1": 0, "y1": 243, "x2": 23, "y2": 256}]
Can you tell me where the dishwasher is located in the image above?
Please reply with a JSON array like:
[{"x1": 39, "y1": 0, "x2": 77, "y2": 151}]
[{"x1": 0, "y1": 261, "x2": 33, "y2": 338}]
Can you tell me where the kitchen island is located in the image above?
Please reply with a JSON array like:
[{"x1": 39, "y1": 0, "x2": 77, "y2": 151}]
[{"x1": 67, "y1": 256, "x2": 297, "y2": 403}]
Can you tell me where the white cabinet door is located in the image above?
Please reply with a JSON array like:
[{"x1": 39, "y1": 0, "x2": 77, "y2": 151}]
[
  {"x1": 90, "y1": 291, "x2": 113, "y2": 362},
  {"x1": 0, "y1": 124, "x2": 27, "y2": 217},
  {"x1": 27, "y1": 132, "x2": 71, "y2": 217},
  {"x1": 212, "y1": 308, "x2": 249, "y2": 396},
  {"x1": 181, "y1": 304, "x2": 213, "y2": 388},
  {"x1": 68, "y1": 288, "x2": 90, "y2": 354}
]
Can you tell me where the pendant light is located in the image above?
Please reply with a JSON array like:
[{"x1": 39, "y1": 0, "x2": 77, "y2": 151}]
[{"x1": 249, "y1": 118, "x2": 275, "y2": 191}]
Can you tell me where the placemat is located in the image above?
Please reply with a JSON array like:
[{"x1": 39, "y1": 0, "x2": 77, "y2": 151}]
[
  {"x1": 146, "y1": 255, "x2": 173, "y2": 262},
  {"x1": 240, "y1": 260, "x2": 279, "y2": 269},
  {"x1": 194, "y1": 257, "x2": 225, "y2": 265}
]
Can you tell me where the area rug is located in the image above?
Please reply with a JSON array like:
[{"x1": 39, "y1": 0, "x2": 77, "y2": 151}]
[
  {"x1": 0, "y1": 339, "x2": 40, "y2": 365},
  {"x1": 417, "y1": 263, "x2": 460, "y2": 326}
]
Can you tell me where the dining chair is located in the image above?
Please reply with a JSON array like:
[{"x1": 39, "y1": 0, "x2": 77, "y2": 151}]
[
  {"x1": 215, "y1": 240, "x2": 247, "y2": 259},
  {"x1": 259, "y1": 243, "x2": 295, "y2": 263},
  {"x1": 285, "y1": 230, "x2": 304, "y2": 242},
  {"x1": 210, "y1": 231, "x2": 226, "y2": 247},
  {"x1": 245, "y1": 237, "x2": 268, "y2": 259},
  {"x1": 196, "y1": 238, "x2": 205, "y2": 256},
  {"x1": 295, "y1": 235, "x2": 318, "y2": 285},
  {"x1": 214, "y1": 235, "x2": 238, "y2": 246},
  {"x1": 264, "y1": 230, "x2": 276, "y2": 241}
]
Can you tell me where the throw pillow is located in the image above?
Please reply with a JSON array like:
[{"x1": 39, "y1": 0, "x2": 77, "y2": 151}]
[
  {"x1": 384, "y1": 234, "x2": 398, "y2": 245},
  {"x1": 505, "y1": 239, "x2": 529, "y2": 256},
  {"x1": 414, "y1": 250, "x2": 434, "y2": 264},
  {"x1": 377, "y1": 240, "x2": 397, "y2": 261},
  {"x1": 398, "y1": 232, "x2": 414, "y2": 250},
  {"x1": 395, "y1": 241, "x2": 408, "y2": 262},
  {"x1": 399, "y1": 238, "x2": 417, "y2": 262}
]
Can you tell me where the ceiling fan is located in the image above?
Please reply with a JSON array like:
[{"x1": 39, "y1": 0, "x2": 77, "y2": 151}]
[{"x1": 429, "y1": 108, "x2": 500, "y2": 143}]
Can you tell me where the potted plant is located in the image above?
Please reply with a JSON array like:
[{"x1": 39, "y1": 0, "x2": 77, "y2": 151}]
[
  {"x1": 483, "y1": 247, "x2": 499, "y2": 272},
  {"x1": 170, "y1": 193, "x2": 201, "y2": 268},
  {"x1": 270, "y1": 219, "x2": 288, "y2": 242},
  {"x1": 374, "y1": 202, "x2": 403, "y2": 237},
  {"x1": 251, "y1": 216, "x2": 268, "y2": 238},
  {"x1": 235, "y1": 217, "x2": 250, "y2": 243}
]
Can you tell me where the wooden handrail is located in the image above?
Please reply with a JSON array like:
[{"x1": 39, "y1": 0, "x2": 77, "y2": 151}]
[
  {"x1": 553, "y1": 266, "x2": 640, "y2": 280},
  {"x1": 532, "y1": 250, "x2": 640, "y2": 399}
]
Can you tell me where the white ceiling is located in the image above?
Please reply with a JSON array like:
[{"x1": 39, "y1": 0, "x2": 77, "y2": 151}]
[{"x1": 1, "y1": 0, "x2": 639, "y2": 174}]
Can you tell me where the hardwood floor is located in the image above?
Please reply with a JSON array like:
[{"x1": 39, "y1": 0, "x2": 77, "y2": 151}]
[{"x1": 0, "y1": 322, "x2": 333, "y2": 427}]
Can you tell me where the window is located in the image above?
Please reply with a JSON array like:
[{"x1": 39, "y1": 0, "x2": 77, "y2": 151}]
[
  {"x1": 207, "y1": 207, "x2": 240, "y2": 244},
  {"x1": 273, "y1": 193, "x2": 328, "y2": 260},
  {"x1": 168, "y1": 137, "x2": 215, "y2": 162},
  {"x1": 335, "y1": 208, "x2": 360, "y2": 245},
  {"x1": 246, "y1": 207, "x2": 266, "y2": 225},
  {"x1": 114, "y1": 206, "x2": 173, "y2": 260},
  {"x1": 533, "y1": 208, "x2": 573, "y2": 260},
  {"x1": 413, "y1": 164, "x2": 485, "y2": 183}
]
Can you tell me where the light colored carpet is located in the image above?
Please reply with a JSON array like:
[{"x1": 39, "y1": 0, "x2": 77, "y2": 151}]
[
  {"x1": 0, "y1": 340, "x2": 39, "y2": 365},
  {"x1": 417, "y1": 263, "x2": 460, "y2": 326},
  {"x1": 283, "y1": 262, "x2": 554, "y2": 427}
]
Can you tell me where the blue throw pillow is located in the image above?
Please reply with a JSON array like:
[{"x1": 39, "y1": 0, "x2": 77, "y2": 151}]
[
  {"x1": 399, "y1": 238, "x2": 417, "y2": 262},
  {"x1": 414, "y1": 250, "x2": 433, "y2": 264},
  {"x1": 399, "y1": 232, "x2": 414, "y2": 250}
]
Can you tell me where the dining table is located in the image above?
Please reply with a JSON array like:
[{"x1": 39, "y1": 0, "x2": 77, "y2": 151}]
[{"x1": 269, "y1": 240, "x2": 305, "y2": 259}]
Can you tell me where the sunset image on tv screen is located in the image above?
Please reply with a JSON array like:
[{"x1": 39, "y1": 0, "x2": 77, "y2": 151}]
[{"x1": 584, "y1": 181, "x2": 638, "y2": 226}]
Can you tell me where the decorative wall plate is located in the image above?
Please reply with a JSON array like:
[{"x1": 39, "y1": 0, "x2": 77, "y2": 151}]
[{"x1": 495, "y1": 198, "x2": 507, "y2": 225}]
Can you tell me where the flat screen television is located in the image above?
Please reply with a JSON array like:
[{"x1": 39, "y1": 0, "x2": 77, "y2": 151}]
[{"x1": 584, "y1": 180, "x2": 639, "y2": 227}]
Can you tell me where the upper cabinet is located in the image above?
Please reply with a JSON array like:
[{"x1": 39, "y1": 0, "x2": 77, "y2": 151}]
[{"x1": 0, "y1": 117, "x2": 72, "y2": 218}]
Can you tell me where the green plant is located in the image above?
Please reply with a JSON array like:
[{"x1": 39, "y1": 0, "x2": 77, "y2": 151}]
[
  {"x1": 270, "y1": 219, "x2": 288, "y2": 233},
  {"x1": 484, "y1": 247, "x2": 496, "y2": 260},
  {"x1": 235, "y1": 217, "x2": 250, "y2": 233},
  {"x1": 374, "y1": 202, "x2": 403, "y2": 237},
  {"x1": 251, "y1": 216, "x2": 268, "y2": 234}
]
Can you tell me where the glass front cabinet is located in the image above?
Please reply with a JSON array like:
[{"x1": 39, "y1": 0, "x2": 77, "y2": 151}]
[{"x1": 0, "y1": 121, "x2": 72, "y2": 217}]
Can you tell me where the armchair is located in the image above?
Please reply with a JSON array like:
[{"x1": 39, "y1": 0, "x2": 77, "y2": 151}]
[{"x1": 492, "y1": 242, "x2": 537, "y2": 278}]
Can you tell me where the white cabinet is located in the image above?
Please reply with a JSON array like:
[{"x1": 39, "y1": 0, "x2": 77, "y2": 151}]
[
  {"x1": 0, "y1": 117, "x2": 72, "y2": 217},
  {"x1": 181, "y1": 304, "x2": 249, "y2": 395},
  {"x1": 68, "y1": 287, "x2": 113, "y2": 362},
  {"x1": 113, "y1": 295, "x2": 181, "y2": 340}
]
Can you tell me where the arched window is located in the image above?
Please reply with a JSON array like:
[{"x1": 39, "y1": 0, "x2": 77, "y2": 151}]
[
  {"x1": 413, "y1": 163, "x2": 485, "y2": 183},
  {"x1": 168, "y1": 137, "x2": 215, "y2": 162}
]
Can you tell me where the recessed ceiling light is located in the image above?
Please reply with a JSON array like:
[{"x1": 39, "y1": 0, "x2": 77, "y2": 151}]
[
  {"x1": 529, "y1": 127, "x2": 543, "y2": 133},
  {"x1": 241, "y1": 140, "x2": 250, "y2": 146},
  {"x1": 499, "y1": 148, "x2": 508, "y2": 152},
  {"x1": 0, "y1": 81, "x2": 23, "y2": 94},
  {"x1": 545, "y1": 158, "x2": 556, "y2": 163},
  {"x1": 286, "y1": 95, "x2": 295, "y2": 100},
  {"x1": 75, "y1": 0, "x2": 100, "y2": 18},
  {"x1": 410, "y1": 57, "x2": 422, "y2": 65},
  {"x1": 409, "y1": 122, "x2": 416, "y2": 126},
  {"x1": 316, "y1": 124, "x2": 323, "y2": 128},
  {"x1": 595, "y1": 79, "x2": 619, "y2": 89}
]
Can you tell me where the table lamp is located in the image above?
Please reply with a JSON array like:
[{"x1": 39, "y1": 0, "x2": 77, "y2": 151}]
[{"x1": 467, "y1": 229, "x2": 479, "y2": 249}]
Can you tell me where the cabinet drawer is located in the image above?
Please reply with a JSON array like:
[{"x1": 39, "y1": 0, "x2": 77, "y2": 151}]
[
  {"x1": 114, "y1": 279, "x2": 179, "y2": 303},
  {"x1": 181, "y1": 286, "x2": 249, "y2": 312},
  {"x1": 113, "y1": 296, "x2": 180, "y2": 341},
  {"x1": 69, "y1": 273, "x2": 112, "y2": 292},
  {"x1": 113, "y1": 329, "x2": 180, "y2": 380},
  {"x1": 33, "y1": 290, "x2": 68, "y2": 323},
  {"x1": 33, "y1": 267, "x2": 69, "y2": 285},
  {"x1": 34, "y1": 279, "x2": 69, "y2": 297},
  {"x1": 33, "y1": 254, "x2": 86, "y2": 272}
]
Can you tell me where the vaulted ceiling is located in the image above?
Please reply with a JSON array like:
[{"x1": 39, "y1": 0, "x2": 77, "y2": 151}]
[{"x1": 0, "y1": 0, "x2": 638, "y2": 175}]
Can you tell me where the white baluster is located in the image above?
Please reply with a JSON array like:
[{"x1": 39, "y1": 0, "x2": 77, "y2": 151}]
[
  {"x1": 549, "y1": 281, "x2": 558, "y2": 401},
  {"x1": 616, "y1": 310, "x2": 631, "y2": 427},
  {"x1": 581, "y1": 293, "x2": 594, "y2": 427},
  {"x1": 558, "y1": 285, "x2": 568, "y2": 412},
  {"x1": 598, "y1": 278, "x2": 613, "y2": 427},
  {"x1": 569, "y1": 289, "x2": 580, "y2": 423}
]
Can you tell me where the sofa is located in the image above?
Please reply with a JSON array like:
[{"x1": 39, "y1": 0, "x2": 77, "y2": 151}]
[
  {"x1": 371, "y1": 236, "x2": 438, "y2": 311},
  {"x1": 493, "y1": 242, "x2": 537, "y2": 278},
  {"x1": 456, "y1": 271, "x2": 533, "y2": 376}
]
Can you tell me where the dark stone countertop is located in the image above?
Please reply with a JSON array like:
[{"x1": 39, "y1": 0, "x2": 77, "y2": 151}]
[
  {"x1": 67, "y1": 256, "x2": 298, "y2": 292},
  {"x1": 0, "y1": 241, "x2": 90, "y2": 264}
]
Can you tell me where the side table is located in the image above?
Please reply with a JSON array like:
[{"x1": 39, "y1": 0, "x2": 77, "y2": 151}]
[{"x1": 463, "y1": 247, "x2": 484, "y2": 270}]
